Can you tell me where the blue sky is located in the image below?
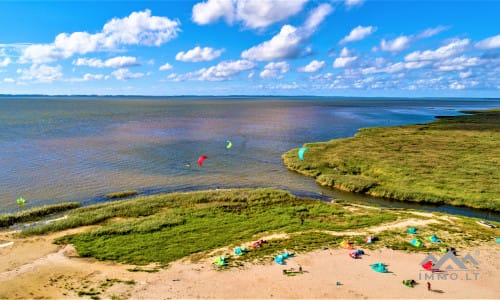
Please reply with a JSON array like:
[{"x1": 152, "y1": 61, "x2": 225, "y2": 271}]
[{"x1": 0, "y1": 0, "x2": 499, "y2": 97}]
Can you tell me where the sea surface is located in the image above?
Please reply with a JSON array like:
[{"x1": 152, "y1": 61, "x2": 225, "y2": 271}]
[{"x1": 1, "y1": 96, "x2": 499, "y2": 220}]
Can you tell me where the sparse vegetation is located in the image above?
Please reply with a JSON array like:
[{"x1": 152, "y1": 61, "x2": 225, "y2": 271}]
[
  {"x1": 105, "y1": 190, "x2": 138, "y2": 199},
  {"x1": 0, "y1": 202, "x2": 80, "y2": 228}
]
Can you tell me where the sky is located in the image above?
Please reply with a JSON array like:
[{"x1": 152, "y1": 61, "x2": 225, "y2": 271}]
[{"x1": 0, "y1": 0, "x2": 499, "y2": 97}]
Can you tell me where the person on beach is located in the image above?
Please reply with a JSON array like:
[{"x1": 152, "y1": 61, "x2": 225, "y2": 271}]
[{"x1": 427, "y1": 282, "x2": 431, "y2": 291}]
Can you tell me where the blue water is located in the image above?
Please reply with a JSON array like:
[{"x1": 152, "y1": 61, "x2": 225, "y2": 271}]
[{"x1": 1, "y1": 96, "x2": 499, "y2": 220}]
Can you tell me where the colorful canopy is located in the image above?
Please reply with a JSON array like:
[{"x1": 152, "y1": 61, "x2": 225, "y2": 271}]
[
  {"x1": 410, "y1": 238, "x2": 423, "y2": 247},
  {"x1": 370, "y1": 262, "x2": 388, "y2": 273},
  {"x1": 214, "y1": 256, "x2": 227, "y2": 266},
  {"x1": 407, "y1": 227, "x2": 417, "y2": 234}
]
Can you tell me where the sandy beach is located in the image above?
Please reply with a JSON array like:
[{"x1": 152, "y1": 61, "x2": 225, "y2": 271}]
[{"x1": 1, "y1": 227, "x2": 498, "y2": 299}]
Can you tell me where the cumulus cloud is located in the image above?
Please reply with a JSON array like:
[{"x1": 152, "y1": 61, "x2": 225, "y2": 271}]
[
  {"x1": 175, "y1": 46, "x2": 224, "y2": 62},
  {"x1": 259, "y1": 82, "x2": 300, "y2": 90},
  {"x1": 241, "y1": 3, "x2": 332, "y2": 61},
  {"x1": 3, "y1": 77, "x2": 15, "y2": 83},
  {"x1": 405, "y1": 39, "x2": 470, "y2": 61},
  {"x1": 340, "y1": 25, "x2": 376, "y2": 44},
  {"x1": 111, "y1": 68, "x2": 145, "y2": 80},
  {"x1": 298, "y1": 60, "x2": 325, "y2": 72},
  {"x1": 380, "y1": 36, "x2": 411, "y2": 52},
  {"x1": 21, "y1": 10, "x2": 180, "y2": 63},
  {"x1": 73, "y1": 56, "x2": 139, "y2": 68},
  {"x1": 345, "y1": 0, "x2": 364, "y2": 8},
  {"x1": 433, "y1": 55, "x2": 482, "y2": 71},
  {"x1": 475, "y1": 34, "x2": 500, "y2": 50},
  {"x1": 333, "y1": 47, "x2": 357, "y2": 68},
  {"x1": 17, "y1": 64, "x2": 63, "y2": 82},
  {"x1": 192, "y1": 0, "x2": 308, "y2": 29},
  {"x1": 260, "y1": 61, "x2": 290, "y2": 79},
  {"x1": 83, "y1": 73, "x2": 106, "y2": 81},
  {"x1": 159, "y1": 63, "x2": 173, "y2": 71},
  {"x1": 0, "y1": 57, "x2": 11, "y2": 67},
  {"x1": 168, "y1": 59, "x2": 255, "y2": 81},
  {"x1": 198, "y1": 59, "x2": 255, "y2": 81}
]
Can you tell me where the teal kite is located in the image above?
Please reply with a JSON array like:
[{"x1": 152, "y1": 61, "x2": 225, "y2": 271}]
[{"x1": 298, "y1": 147, "x2": 308, "y2": 161}]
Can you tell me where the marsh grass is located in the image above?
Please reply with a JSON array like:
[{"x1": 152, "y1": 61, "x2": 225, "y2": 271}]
[
  {"x1": 105, "y1": 190, "x2": 138, "y2": 199},
  {"x1": 0, "y1": 202, "x2": 80, "y2": 228},
  {"x1": 282, "y1": 110, "x2": 500, "y2": 211}
]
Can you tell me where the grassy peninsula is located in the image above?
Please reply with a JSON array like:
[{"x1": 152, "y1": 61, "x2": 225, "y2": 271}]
[
  {"x1": 3, "y1": 188, "x2": 497, "y2": 267},
  {"x1": 282, "y1": 109, "x2": 500, "y2": 211}
]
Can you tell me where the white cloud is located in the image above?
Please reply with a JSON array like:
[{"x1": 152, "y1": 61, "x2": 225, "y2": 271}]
[
  {"x1": 298, "y1": 60, "x2": 325, "y2": 72},
  {"x1": 416, "y1": 26, "x2": 448, "y2": 39},
  {"x1": 434, "y1": 55, "x2": 482, "y2": 71},
  {"x1": 333, "y1": 47, "x2": 357, "y2": 68},
  {"x1": 111, "y1": 68, "x2": 144, "y2": 80},
  {"x1": 21, "y1": 10, "x2": 180, "y2": 63},
  {"x1": 3, "y1": 77, "x2": 15, "y2": 83},
  {"x1": 159, "y1": 63, "x2": 173, "y2": 71},
  {"x1": 475, "y1": 34, "x2": 500, "y2": 50},
  {"x1": 17, "y1": 64, "x2": 63, "y2": 82},
  {"x1": 83, "y1": 73, "x2": 106, "y2": 81},
  {"x1": 459, "y1": 70, "x2": 472, "y2": 79},
  {"x1": 167, "y1": 59, "x2": 255, "y2": 82},
  {"x1": 192, "y1": 0, "x2": 234, "y2": 25},
  {"x1": 198, "y1": 59, "x2": 255, "y2": 81},
  {"x1": 175, "y1": 46, "x2": 224, "y2": 62},
  {"x1": 405, "y1": 39, "x2": 470, "y2": 61},
  {"x1": 260, "y1": 61, "x2": 290, "y2": 79},
  {"x1": 0, "y1": 57, "x2": 11, "y2": 67},
  {"x1": 345, "y1": 0, "x2": 364, "y2": 8},
  {"x1": 340, "y1": 25, "x2": 376, "y2": 44},
  {"x1": 241, "y1": 4, "x2": 332, "y2": 61},
  {"x1": 380, "y1": 36, "x2": 411, "y2": 52},
  {"x1": 73, "y1": 56, "x2": 139, "y2": 68},
  {"x1": 260, "y1": 82, "x2": 300, "y2": 89},
  {"x1": 192, "y1": 0, "x2": 308, "y2": 29}
]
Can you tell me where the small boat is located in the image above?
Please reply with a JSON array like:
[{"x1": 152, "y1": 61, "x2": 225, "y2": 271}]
[{"x1": 476, "y1": 220, "x2": 497, "y2": 228}]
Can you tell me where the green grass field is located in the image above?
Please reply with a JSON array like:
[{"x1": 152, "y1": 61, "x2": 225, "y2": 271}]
[
  {"x1": 282, "y1": 110, "x2": 500, "y2": 211},
  {"x1": 3, "y1": 188, "x2": 497, "y2": 267}
]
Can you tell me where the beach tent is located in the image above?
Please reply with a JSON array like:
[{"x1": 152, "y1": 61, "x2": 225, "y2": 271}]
[
  {"x1": 274, "y1": 250, "x2": 293, "y2": 265},
  {"x1": 349, "y1": 249, "x2": 364, "y2": 259},
  {"x1": 422, "y1": 260, "x2": 437, "y2": 271},
  {"x1": 234, "y1": 247, "x2": 248, "y2": 255},
  {"x1": 403, "y1": 280, "x2": 415, "y2": 288},
  {"x1": 253, "y1": 239, "x2": 266, "y2": 247},
  {"x1": 410, "y1": 238, "x2": 423, "y2": 247},
  {"x1": 365, "y1": 235, "x2": 376, "y2": 244},
  {"x1": 214, "y1": 256, "x2": 227, "y2": 266},
  {"x1": 340, "y1": 240, "x2": 353, "y2": 249},
  {"x1": 407, "y1": 227, "x2": 417, "y2": 234},
  {"x1": 370, "y1": 262, "x2": 388, "y2": 273},
  {"x1": 428, "y1": 234, "x2": 440, "y2": 243},
  {"x1": 496, "y1": 237, "x2": 500, "y2": 243}
]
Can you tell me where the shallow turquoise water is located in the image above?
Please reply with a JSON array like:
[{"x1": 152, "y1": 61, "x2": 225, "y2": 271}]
[{"x1": 1, "y1": 96, "x2": 498, "y2": 219}]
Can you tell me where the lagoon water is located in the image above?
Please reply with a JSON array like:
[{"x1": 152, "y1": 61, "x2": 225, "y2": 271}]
[{"x1": 1, "y1": 96, "x2": 499, "y2": 219}]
